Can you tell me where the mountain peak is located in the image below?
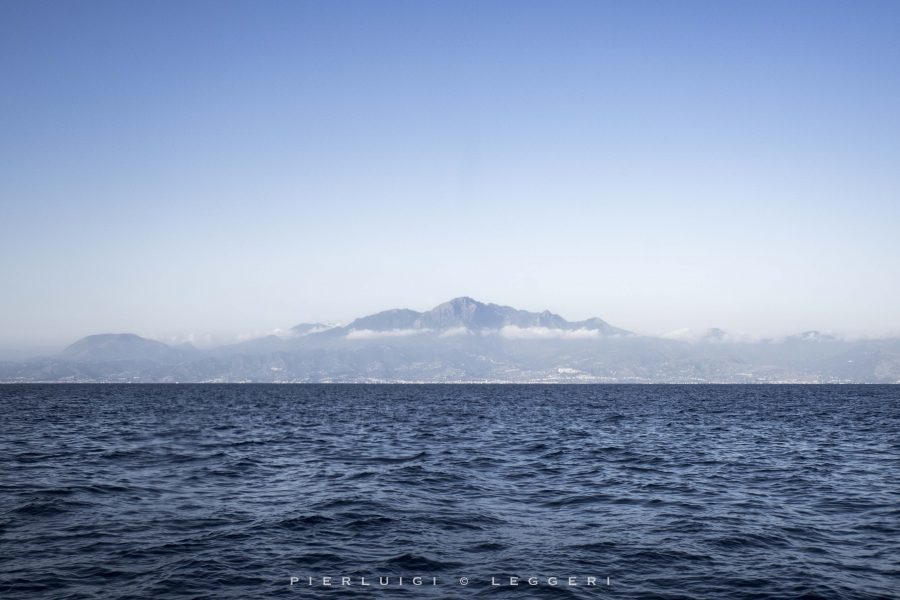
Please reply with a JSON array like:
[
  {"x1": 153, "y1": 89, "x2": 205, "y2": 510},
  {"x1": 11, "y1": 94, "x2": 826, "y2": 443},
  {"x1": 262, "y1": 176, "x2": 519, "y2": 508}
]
[
  {"x1": 59, "y1": 333, "x2": 180, "y2": 363},
  {"x1": 432, "y1": 296, "x2": 486, "y2": 316},
  {"x1": 289, "y1": 323, "x2": 336, "y2": 337},
  {"x1": 418, "y1": 297, "x2": 505, "y2": 329},
  {"x1": 446, "y1": 296, "x2": 481, "y2": 306}
]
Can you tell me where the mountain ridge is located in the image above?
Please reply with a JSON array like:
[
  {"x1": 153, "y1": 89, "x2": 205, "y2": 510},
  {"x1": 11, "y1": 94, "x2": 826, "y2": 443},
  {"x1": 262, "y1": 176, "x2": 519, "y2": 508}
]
[
  {"x1": 343, "y1": 297, "x2": 631, "y2": 336},
  {"x1": 2, "y1": 298, "x2": 899, "y2": 383}
]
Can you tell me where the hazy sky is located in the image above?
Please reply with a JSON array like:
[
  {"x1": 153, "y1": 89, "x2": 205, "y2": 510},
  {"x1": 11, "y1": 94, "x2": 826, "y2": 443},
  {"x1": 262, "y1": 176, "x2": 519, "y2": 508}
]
[{"x1": 2, "y1": 0, "x2": 899, "y2": 354}]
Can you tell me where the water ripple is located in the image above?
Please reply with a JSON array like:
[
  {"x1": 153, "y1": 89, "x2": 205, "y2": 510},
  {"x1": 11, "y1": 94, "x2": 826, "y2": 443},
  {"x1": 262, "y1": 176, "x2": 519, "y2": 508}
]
[{"x1": 1, "y1": 384, "x2": 898, "y2": 599}]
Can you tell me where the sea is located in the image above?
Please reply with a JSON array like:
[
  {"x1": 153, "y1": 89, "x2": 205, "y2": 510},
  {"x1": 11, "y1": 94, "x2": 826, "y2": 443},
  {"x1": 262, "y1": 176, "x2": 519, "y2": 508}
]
[{"x1": 1, "y1": 384, "x2": 898, "y2": 599}]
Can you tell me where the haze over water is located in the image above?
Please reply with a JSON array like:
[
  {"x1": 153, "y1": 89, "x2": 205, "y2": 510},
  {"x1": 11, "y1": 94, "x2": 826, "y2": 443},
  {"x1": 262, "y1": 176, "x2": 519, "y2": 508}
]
[{"x1": 2, "y1": 384, "x2": 898, "y2": 599}]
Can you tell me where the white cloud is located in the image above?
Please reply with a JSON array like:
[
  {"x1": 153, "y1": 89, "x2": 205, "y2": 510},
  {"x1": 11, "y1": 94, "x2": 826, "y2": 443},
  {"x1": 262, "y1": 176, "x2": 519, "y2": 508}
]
[
  {"x1": 286, "y1": 324, "x2": 337, "y2": 338},
  {"x1": 439, "y1": 327, "x2": 471, "y2": 338},
  {"x1": 345, "y1": 328, "x2": 431, "y2": 340},
  {"x1": 661, "y1": 328, "x2": 696, "y2": 341},
  {"x1": 160, "y1": 332, "x2": 228, "y2": 348},
  {"x1": 661, "y1": 328, "x2": 759, "y2": 343},
  {"x1": 498, "y1": 326, "x2": 602, "y2": 340}
]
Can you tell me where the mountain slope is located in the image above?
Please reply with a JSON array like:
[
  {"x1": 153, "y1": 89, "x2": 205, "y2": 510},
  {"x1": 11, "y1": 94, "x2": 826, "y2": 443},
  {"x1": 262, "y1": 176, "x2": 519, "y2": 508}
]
[
  {"x1": 340, "y1": 297, "x2": 632, "y2": 335},
  {"x1": 59, "y1": 333, "x2": 190, "y2": 363}
]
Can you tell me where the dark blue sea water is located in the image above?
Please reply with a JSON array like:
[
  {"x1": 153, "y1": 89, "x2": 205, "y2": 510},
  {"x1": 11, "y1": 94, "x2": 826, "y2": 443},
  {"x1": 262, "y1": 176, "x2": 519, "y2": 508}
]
[{"x1": 1, "y1": 385, "x2": 898, "y2": 599}]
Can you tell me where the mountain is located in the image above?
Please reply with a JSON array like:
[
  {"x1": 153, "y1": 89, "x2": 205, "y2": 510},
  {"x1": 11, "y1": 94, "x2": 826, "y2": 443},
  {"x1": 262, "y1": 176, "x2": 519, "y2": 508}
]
[
  {"x1": 346, "y1": 309, "x2": 422, "y2": 331},
  {"x1": 414, "y1": 296, "x2": 560, "y2": 330},
  {"x1": 342, "y1": 297, "x2": 631, "y2": 335},
  {"x1": 59, "y1": 333, "x2": 192, "y2": 363},
  {"x1": 1, "y1": 298, "x2": 899, "y2": 383}
]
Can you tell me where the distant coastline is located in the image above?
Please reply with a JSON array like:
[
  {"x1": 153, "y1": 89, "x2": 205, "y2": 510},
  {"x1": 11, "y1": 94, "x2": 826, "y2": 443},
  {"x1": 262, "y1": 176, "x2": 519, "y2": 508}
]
[{"x1": 2, "y1": 298, "x2": 899, "y2": 384}]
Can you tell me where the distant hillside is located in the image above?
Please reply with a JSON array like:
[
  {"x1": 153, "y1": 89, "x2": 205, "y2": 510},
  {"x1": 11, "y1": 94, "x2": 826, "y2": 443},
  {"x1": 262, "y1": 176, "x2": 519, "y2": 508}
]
[{"x1": 59, "y1": 333, "x2": 192, "y2": 363}]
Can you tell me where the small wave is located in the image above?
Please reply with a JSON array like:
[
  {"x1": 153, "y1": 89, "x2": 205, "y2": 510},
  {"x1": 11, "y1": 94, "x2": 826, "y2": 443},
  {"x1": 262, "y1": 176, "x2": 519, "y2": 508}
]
[
  {"x1": 12, "y1": 498, "x2": 93, "y2": 516},
  {"x1": 707, "y1": 532, "x2": 792, "y2": 550},
  {"x1": 464, "y1": 541, "x2": 507, "y2": 552},
  {"x1": 293, "y1": 552, "x2": 345, "y2": 566},
  {"x1": 542, "y1": 493, "x2": 614, "y2": 508},
  {"x1": 382, "y1": 553, "x2": 461, "y2": 571},
  {"x1": 337, "y1": 451, "x2": 427, "y2": 465},
  {"x1": 346, "y1": 515, "x2": 395, "y2": 529},
  {"x1": 276, "y1": 514, "x2": 335, "y2": 530}
]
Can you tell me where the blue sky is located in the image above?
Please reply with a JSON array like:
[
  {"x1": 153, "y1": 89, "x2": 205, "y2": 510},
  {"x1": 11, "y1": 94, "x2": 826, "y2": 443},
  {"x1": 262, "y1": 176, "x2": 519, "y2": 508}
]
[{"x1": 2, "y1": 1, "x2": 899, "y2": 353}]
